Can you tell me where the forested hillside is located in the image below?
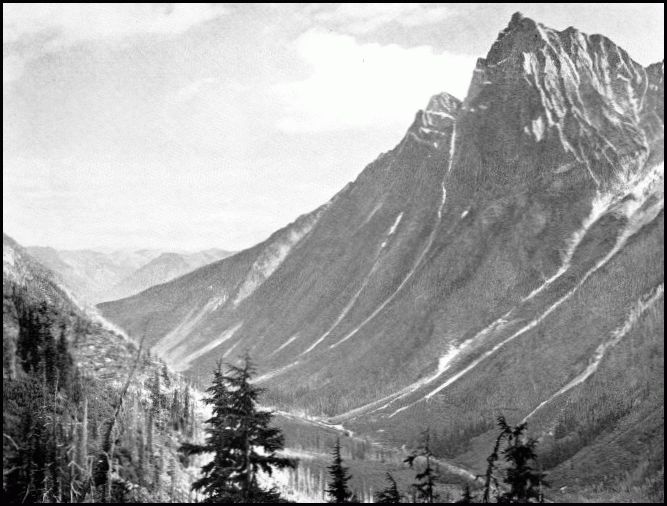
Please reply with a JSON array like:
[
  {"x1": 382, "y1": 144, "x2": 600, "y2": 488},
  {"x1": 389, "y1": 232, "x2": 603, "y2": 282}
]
[{"x1": 3, "y1": 234, "x2": 206, "y2": 502}]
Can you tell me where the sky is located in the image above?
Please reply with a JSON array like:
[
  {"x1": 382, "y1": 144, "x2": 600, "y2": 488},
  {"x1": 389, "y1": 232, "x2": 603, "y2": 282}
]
[{"x1": 3, "y1": 3, "x2": 664, "y2": 251}]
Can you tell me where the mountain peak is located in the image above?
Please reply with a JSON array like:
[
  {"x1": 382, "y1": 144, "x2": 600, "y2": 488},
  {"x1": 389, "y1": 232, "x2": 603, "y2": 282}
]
[
  {"x1": 488, "y1": 12, "x2": 548, "y2": 65},
  {"x1": 460, "y1": 15, "x2": 658, "y2": 190},
  {"x1": 409, "y1": 92, "x2": 460, "y2": 146},
  {"x1": 424, "y1": 92, "x2": 460, "y2": 115},
  {"x1": 509, "y1": 11, "x2": 524, "y2": 25},
  {"x1": 505, "y1": 11, "x2": 538, "y2": 34}
]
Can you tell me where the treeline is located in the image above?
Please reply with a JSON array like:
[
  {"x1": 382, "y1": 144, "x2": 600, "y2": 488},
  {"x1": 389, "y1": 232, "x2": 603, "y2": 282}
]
[
  {"x1": 322, "y1": 418, "x2": 547, "y2": 504},
  {"x1": 3, "y1": 286, "x2": 200, "y2": 503}
]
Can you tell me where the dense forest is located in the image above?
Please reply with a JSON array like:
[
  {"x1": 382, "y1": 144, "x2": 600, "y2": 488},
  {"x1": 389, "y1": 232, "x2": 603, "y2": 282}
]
[{"x1": 3, "y1": 282, "x2": 203, "y2": 502}]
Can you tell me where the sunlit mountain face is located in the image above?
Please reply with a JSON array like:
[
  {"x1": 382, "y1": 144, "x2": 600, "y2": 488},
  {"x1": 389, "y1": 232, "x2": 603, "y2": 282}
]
[{"x1": 98, "y1": 13, "x2": 663, "y2": 500}]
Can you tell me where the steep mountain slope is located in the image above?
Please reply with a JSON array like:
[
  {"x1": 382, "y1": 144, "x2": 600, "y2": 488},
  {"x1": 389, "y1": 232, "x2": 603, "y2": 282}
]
[
  {"x1": 27, "y1": 246, "x2": 233, "y2": 303},
  {"x1": 104, "y1": 249, "x2": 234, "y2": 302},
  {"x1": 98, "y1": 92, "x2": 460, "y2": 372},
  {"x1": 3, "y1": 234, "x2": 206, "y2": 501},
  {"x1": 99, "y1": 14, "x2": 663, "y2": 499}
]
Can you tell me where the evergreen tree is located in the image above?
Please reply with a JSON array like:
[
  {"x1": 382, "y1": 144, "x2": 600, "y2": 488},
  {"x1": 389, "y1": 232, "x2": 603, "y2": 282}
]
[
  {"x1": 16, "y1": 303, "x2": 42, "y2": 373},
  {"x1": 56, "y1": 325, "x2": 73, "y2": 390},
  {"x1": 483, "y1": 417, "x2": 511, "y2": 503},
  {"x1": 405, "y1": 428, "x2": 438, "y2": 503},
  {"x1": 162, "y1": 363, "x2": 171, "y2": 387},
  {"x1": 375, "y1": 472, "x2": 401, "y2": 503},
  {"x1": 170, "y1": 389, "x2": 181, "y2": 430},
  {"x1": 326, "y1": 438, "x2": 354, "y2": 503},
  {"x1": 181, "y1": 355, "x2": 294, "y2": 503},
  {"x1": 182, "y1": 386, "x2": 191, "y2": 434},
  {"x1": 150, "y1": 370, "x2": 161, "y2": 413},
  {"x1": 496, "y1": 418, "x2": 547, "y2": 503},
  {"x1": 43, "y1": 323, "x2": 58, "y2": 386}
]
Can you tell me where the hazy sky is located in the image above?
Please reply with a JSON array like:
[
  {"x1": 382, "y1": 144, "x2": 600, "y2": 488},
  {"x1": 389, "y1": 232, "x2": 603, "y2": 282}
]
[{"x1": 3, "y1": 3, "x2": 664, "y2": 251}]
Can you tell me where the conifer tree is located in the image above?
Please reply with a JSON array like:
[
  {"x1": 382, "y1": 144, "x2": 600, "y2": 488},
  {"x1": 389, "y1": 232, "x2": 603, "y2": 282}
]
[
  {"x1": 181, "y1": 355, "x2": 294, "y2": 503},
  {"x1": 43, "y1": 325, "x2": 58, "y2": 385},
  {"x1": 170, "y1": 389, "x2": 181, "y2": 430},
  {"x1": 16, "y1": 303, "x2": 42, "y2": 372},
  {"x1": 375, "y1": 472, "x2": 401, "y2": 503},
  {"x1": 56, "y1": 325, "x2": 73, "y2": 390},
  {"x1": 483, "y1": 417, "x2": 511, "y2": 503},
  {"x1": 162, "y1": 363, "x2": 171, "y2": 387},
  {"x1": 150, "y1": 369, "x2": 161, "y2": 413},
  {"x1": 497, "y1": 418, "x2": 547, "y2": 503},
  {"x1": 326, "y1": 438, "x2": 354, "y2": 503},
  {"x1": 482, "y1": 416, "x2": 548, "y2": 503},
  {"x1": 182, "y1": 385, "x2": 191, "y2": 434},
  {"x1": 405, "y1": 428, "x2": 438, "y2": 503}
]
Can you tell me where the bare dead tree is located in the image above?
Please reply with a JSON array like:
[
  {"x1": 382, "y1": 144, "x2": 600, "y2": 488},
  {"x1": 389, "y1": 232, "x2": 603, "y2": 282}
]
[{"x1": 98, "y1": 324, "x2": 149, "y2": 501}]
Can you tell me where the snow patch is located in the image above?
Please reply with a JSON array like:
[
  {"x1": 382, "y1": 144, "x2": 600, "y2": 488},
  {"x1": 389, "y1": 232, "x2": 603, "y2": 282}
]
[
  {"x1": 423, "y1": 165, "x2": 663, "y2": 401},
  {"x1": 388, "y1": 212, "x2": 403, "y2": 235},
  {"x1": 222, "y1": 339, "x2": 241, "y2": 359},
  {"x1": 253, "y1": 360, "x2": 299, "y2": 383},
  {"x1": 531, "y1": 116, "x2": 545, "y2": 141},
  {"x1": 270, "y1": 334, "x2": 300, "y2": 356},
  {"x1": 522, "y1": 283, "x2": 664, "y2": 422},
  {"x1": 329, "y1": 127, "x2": 457, "y2": 350},
  {"x1": 361, "y1": 201, "x2": 383, "y2": 227},
  {"x1": 522, "y1": 191, "x2": 613, "y2": 302},
  {"x1": 303, "y1": 211, "x2": 404, "y2": 355},
  {"x1": 373, "y1": 162, "x2": 663, "y2": 416}
]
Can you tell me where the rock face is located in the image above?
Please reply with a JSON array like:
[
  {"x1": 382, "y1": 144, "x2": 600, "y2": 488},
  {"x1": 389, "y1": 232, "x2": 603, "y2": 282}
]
[
  {"x1": 99, "y1": 14, "x2": 663, "y2": 496},
  {"x1": 462, "y1": 12, "x2": 654, "y2": 190}
]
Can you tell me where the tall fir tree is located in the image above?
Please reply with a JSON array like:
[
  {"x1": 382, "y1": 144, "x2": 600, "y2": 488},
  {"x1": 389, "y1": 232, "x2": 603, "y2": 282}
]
[
  {"x1": 405, "y1": 428, "x2": 438, "y2": 503},
  {"x1": 375, "y1": 472, "x2": 401, "y2": 503},
  {"x1": 483, "y1": 417, "x2": 511, "y2": 503},
  {"x1": 326, "y1": 438, "x2": 354, "y2": 503},
  {"x1": 150, "y1": 369, "x2": 161, "y2": 413},
  {"x1": 43, "y1": 325, "x2": 58, "y2": 385},
  {"x1": 496, "y1": 418, "x2": 547, "y2": 503},
  {"x1": 181, "y1": 355, "x2": 294, "y2": 503},
  {"x1": 56, "y1": 324, "x2": 73, "y2": 391}
]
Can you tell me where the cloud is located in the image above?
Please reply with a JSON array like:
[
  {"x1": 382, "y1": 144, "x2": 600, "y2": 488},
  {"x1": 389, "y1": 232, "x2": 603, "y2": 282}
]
[
  {"x1": 272, "y1": 30, "x2": 476, "y2": 133},
  {"x1": 3, "y1": 54, "x2": 25, "y2": 84},
  {"x1": 3, "y1": 3, "x2": 228, "y2": 83},
  {"x1": 308, "y1": 3, "x2": 453, "y2": 34},
  {"x1": 3, "y1": 3, "x2": 227, "y2": 45},
  {"x1": 172, "y1": 77, "x2": 218, "y2": 104},
  {"x1": 161, "y1": 78, "x2": 252, "y2": 153}
]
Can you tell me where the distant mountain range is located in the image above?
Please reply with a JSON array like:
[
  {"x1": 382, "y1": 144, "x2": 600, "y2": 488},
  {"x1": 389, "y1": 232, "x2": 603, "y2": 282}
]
[
  {"x1": 95, "y1": 13, "x2": 663, "y2": 500},
  {"x1": 26, "y1": 245, "x2": 234, "y2": 303}
]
